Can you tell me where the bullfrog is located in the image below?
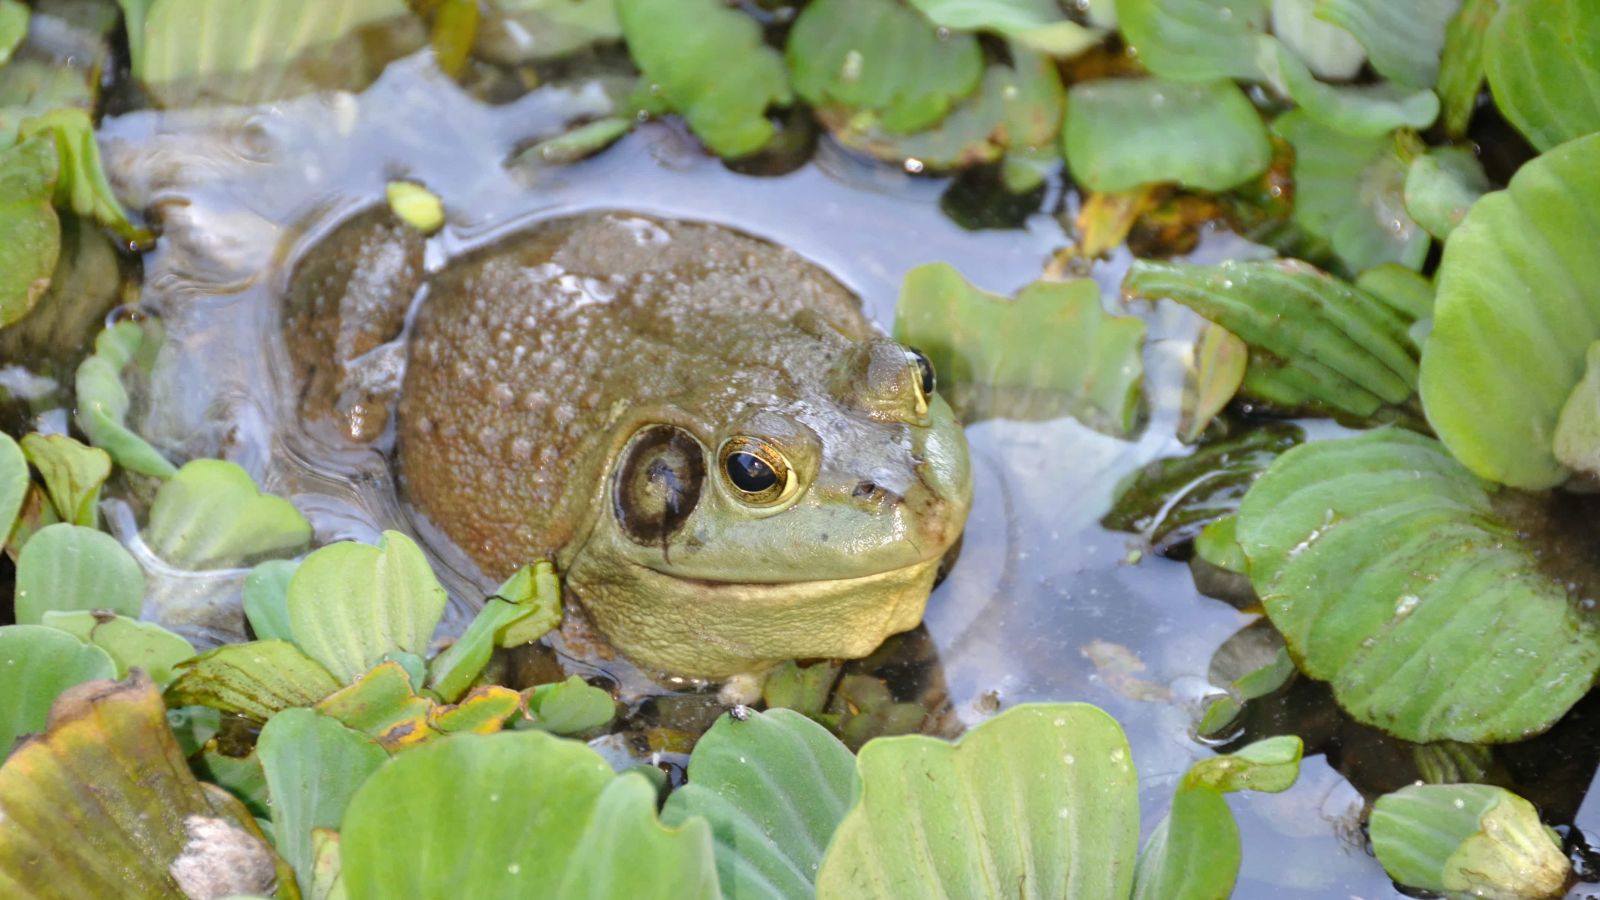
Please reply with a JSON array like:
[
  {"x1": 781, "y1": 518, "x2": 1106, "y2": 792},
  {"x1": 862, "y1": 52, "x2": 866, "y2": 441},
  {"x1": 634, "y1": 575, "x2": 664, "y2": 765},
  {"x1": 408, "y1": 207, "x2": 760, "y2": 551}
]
[{"x1": 284, "y1": 211, "x2": 972, "y2": 677}]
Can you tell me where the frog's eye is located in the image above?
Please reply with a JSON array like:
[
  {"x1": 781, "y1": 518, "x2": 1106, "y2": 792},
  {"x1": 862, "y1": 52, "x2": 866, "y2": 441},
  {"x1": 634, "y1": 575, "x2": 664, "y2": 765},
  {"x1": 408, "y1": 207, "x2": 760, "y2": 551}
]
[
  {"x1": 615, "y1": 425, "x2": 705, "y2": 545},
  {"x1": 719, "y1": 437, "x2": 798, "y2": 507},
  {"x1": 906, "y1": 347, "x2": 936, "y2": 397}
]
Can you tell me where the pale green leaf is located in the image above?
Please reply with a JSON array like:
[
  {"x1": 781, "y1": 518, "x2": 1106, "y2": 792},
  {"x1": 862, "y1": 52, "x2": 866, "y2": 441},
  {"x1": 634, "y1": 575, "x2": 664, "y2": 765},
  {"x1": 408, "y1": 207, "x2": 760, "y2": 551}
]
[
  {"x1": 1554, "y1": 341, "x2": 1600, "y2": 479},
  {"x1": 1371, "y1": 784, "x2": 1570, "y2": 898},
  {"x1": 0, "y1": 432, "x2": 25, "y2": 544},
  {"x1": 522, "y1": 675, "x2": 616, "y2": 736},
  {"x1": 1181, "y1": 322, "x2": 1248, "y2": 442},
  {"x1": 1355, "y1": 263, "x2": 1434, "y2": 322},
  {"x1": 0, "y1": 624, "x2": 115, "y2": 754},
  {"x1": 243, "y1": 559, "x2": 298, "y2": 642},
  {"x1": 18, "y1": 108, "x2": 150, "y2": 244},
  {"x1": 1118, "y1": 0, "x2": 1271, "y2": 82},
  {"x1": 143, "y1": 458, "x2": 311, "y2": 570},
  {"x1": 19, "y1": 433, "x2": 109, "y2": 528},
  {"x1": 476, "y1": 0, "x2": 619, "y2": 65},
  {"x1": 0, "y1": 0, "x2": 26, "y2": 66},
  {"x1": 0, "y1": 135, "x2": 60, "y2": 329},
  {"x1": 905, "y1": 0, "x2": 1105, "y2": 56},
  {"x1": 14, "y1": 522, "x2": 145, "y2": 624},
  {"x1": 1404, "y1": 145, "x2": 1489, "y2": 240},
  {"x1": 40, "y1": 611, "x2": 195, "y2": 687},
  {"x1": 1485, "y1": 0, "x2": 1600, "y2": 151},
  {"x1": 1316, "y1": 0, "x2": 1460, "y2": 88},
  {"x1": 1271, "y1": 0, "x2": 1364, "y2": 80},
  {"x1": 1264, "y1": 41, "x2": 1441, "y2": 137},
  {"x1": 75, "y1": 321, "x2": 178, "y2": 478},
  {"x1": 166, "y1": 640, "x2": 343, "y2": 721},
  {"x1": 426, "y1": 562, "x2": 561, "y2": 702},
  {"x1": 1436, "y1": 0, "x2": 1497, "y2": 137}
]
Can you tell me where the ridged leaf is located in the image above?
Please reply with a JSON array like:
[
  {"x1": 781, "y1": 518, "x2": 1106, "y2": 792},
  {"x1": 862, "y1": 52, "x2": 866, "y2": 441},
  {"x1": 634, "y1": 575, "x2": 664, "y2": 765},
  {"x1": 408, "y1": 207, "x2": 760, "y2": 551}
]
[
  {"x1": 1403, "y1": 144, "x2": 1489, "y2": 240},
  {"x1": 1316, "y1": 0, "x2": 1460, "y2": 88},
  {"x1": 0, "y1": 431, "x2": 25, "y2": 543},
  {"x1": 0, "y1": 625, "x2": 115, "y2": 754},
  {"x1": 1436, "y1": 0, "x2": 1497, "y2": 137},
  {"x1": 0, "y1": 135, "x2": 60, "y2": 329},
  {"x1": 75, "y1": 321, "x2": 178, "y2": 478},
  {"x1": 14, "y1": 523, "x2": 145, "y2": 624},
  {"x1": 41, "y1": 611, "x2": 195, "y2": 687},
  {"x1": 18, "y1": 433, "x2": 109, "y2": 528},
  {"x1": 1118, "y1": 0, "x2": 1270, "y2": 82},
  {"x1": 1485, "y1": 0, "x2": 1600, "y2": 151},
  {"x1": 143, "y1": 458, "x2": 311, "y2": 570},
  {"x1": 1371, "y1": 784, "x2": 1570, "y2": 898},
  {"x1": 166, "y1": 639, "x2": 342, "y2": 721}
]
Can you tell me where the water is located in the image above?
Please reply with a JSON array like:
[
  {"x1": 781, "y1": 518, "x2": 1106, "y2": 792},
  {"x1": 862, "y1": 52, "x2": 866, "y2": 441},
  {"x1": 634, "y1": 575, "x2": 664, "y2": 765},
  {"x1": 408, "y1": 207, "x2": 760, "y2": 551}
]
[{"x1": 90, "y1": 52, "x2": 1593, "y2": 898}]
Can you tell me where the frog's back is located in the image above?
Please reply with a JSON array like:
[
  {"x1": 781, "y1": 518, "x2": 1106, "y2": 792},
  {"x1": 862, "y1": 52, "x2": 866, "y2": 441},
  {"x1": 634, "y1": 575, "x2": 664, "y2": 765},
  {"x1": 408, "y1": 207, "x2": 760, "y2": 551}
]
[{"x1": 398, "y1": 212, "x2": 873, "y2": 578}]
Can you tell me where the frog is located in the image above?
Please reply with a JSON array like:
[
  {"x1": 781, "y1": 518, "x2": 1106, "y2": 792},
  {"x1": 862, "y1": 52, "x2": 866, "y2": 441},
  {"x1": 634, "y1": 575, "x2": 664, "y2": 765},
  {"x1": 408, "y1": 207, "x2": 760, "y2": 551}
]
[{"x1": 283, "y1": 210, "x2": 972, "y2": 678}]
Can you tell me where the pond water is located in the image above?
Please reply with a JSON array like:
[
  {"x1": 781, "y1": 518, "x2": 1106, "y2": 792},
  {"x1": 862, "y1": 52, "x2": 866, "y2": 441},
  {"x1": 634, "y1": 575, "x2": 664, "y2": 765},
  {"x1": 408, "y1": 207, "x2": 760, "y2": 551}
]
[{"x1": 85, "y1": 52, "x2": 1600, "y2": 899}]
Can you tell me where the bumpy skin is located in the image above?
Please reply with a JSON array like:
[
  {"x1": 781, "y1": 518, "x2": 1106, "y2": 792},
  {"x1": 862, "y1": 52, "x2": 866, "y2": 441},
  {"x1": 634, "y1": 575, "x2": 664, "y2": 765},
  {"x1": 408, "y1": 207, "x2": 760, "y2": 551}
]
[{"x1": 293, "y1": 211, "x2": 972, "y2": 677}]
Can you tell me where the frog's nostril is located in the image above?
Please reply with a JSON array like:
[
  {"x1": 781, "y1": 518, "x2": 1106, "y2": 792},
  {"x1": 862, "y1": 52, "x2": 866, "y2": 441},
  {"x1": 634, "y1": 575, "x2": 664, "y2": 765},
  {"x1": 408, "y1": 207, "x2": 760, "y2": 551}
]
[
  {"x1": 853, "y1": 480, "x2": 878, "y2": 499},
  {"x1": 852, "y1": 481, "x2": 904, "y2": 505}
]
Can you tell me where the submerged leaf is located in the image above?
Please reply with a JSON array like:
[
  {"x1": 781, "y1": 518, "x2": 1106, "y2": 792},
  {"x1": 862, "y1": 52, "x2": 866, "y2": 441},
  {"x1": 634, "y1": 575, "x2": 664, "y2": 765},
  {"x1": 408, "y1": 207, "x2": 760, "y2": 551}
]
[
  {"x1": 1064, "y1": 78, "x2": 1272, "y2": 193},
  {"x1": 1236, "y1": 429, "x2": 1600, "y2": 743},
  {"x1": 166, "y1": 640, "x2": 342, "y2": 721},
  {"x1": 0, "y1": 624, "x2": 115, "y2": 754},
  {"x1": 19, "y1": 432, "x2": 110, "y2": 528},
  {"x1": 0, "y1": 135, "x2": 61, "y2": 329},
  {"x1": 1371, "y1": 783, "x2": 1569, "y2": 899},
  {"x1": 816, "y1": 703, "x2": 1140, "y2": 899},
  {"x1": 287, "y1": 531, "x2": 448, "y2": 682},
  {"x1": 1420, "y1": 132, "x2": 1600, "y2": 488},
  {"x1": 1485, "y1": 0, "x2": 1600, "y2": 151},
  {"x1": 663, "y1": 709, "x2": 857, "y2": 900},
  {"x1": 342, "y1": 730, "x2": 717, "y2": 899},
  {"x1": 895, "y1": 263, "x2": 1146, "y2": 433},
  {"x1": 76, "y1": 320, "x2": 178, "y2": 478},
  {"x1": 787, "y1": 0, "x2": 983, "y2": 135},
  {"x1": 143, "y1": 458, "x2": 312, "y2": 570},
  {"x1": 14, "y1": 522, "x2": 145, "y2": 624}
]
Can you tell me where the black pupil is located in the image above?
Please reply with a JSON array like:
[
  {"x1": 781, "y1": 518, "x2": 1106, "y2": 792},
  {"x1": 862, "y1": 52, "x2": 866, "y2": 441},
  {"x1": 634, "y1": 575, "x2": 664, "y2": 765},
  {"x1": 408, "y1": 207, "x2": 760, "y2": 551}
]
[
  {"x1": 726, "y1": 452, "x2": 777, "y2": 493},
  {"x1": 909, "y1": 349, "x2": 935, "y2": 395}
]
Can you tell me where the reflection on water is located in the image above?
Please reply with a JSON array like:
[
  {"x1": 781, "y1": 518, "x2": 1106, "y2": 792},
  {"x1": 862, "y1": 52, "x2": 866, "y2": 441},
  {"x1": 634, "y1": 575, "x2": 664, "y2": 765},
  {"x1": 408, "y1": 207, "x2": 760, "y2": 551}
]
[{"x1": 96, "y1": 51, "x2": 1592, "y2": 898}]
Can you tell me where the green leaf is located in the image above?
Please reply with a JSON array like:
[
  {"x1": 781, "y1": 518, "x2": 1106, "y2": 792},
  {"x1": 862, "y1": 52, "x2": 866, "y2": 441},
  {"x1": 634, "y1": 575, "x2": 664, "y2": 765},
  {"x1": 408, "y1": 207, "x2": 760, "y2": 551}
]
[
  {"x1": 1555, "y1": 341, "x2": 1600, "y2": 478},
  {"x1": 1419, "y1": 132, "x2": 1600, "y2": 488},
  {"x1": 1404, "y1": 145, "x2": 1489, "y2": 240},
  {"x1": 520, "y1": 117, "x2": 634, "y2": 166},
  {"x1": 0, "y1": 0, "x2": 26, "y2": 66},
  {"x1": 663, "y1": 708, "x2": 857, "y2": 900},
  {"x1": 1123, "y1": 259, "x2": 1418, "y2": 418},
  {"x1": 243, "y1": 558, "x2": 298, "y2": 642},
  {"x1": 133, "y1": 0, "x2": 425, "y2": 108},
  {"x1": 1181, "y1": 322, "x2": 1248, "y2": 442},
  {"x1": 816, "y1": 703, "x2": 1140, "y2": 899},
  {"x1": 0, "y1": 135, "x2": 61, "y2": 329},
  {"x1": 1064, "y1": 78, "x2": 1272, "y2": 193},
  {"x1": 341, "y1": 730, "x2": 718, "y2": 899},
  {"x1": 1315, "y1": 0, "x2": 1459, "y2": 88},
  {"x1": 18, "y1": 108, "x2": 151, "y2": 244},
  {"x1": 166, "y1": 640, "x2": 343, "y2": 721},
  {"x1": 1485, "y1": 0, "x2": 1600, "y2": 151},
  {"x1": 316, "y1": 661, "x2": 521, "y2": 750},
  {"x1": 1131, "y1": 736, "x2": 1303, "y2": 900},
  {"x1": 40, "y1": 611, "x2": 195, "y2": 687},
  {"x1": 476, "y1": 0, "x2": 620, "y2": 65},
  {"x1": 0, "y1": 673, "x2": 294, "y2": 897},
  {"x1": 19, "y1": 432, "x2": 110, "y2": 528},
  {"x1": 1264, "y1": 41, "x2": 1441, "y2": 137},
  {"x1": 521, "y1": 675, "x2": 616, "y2": 736},
  {"x1": 1270, "y1": 0, "x2": 1365, "y2": 80},
  {"x1": 287, "y1": 531, "x2": 448, "y2": 683},
  {"x1": 1356, "y1": 262, "x2": 1435, "y2": 322},
  {"x1": 1236, "y1": 428, "x2": 1600, "y2": 743},
  {"x1": 1194, "y1": 515, "x2": 1249, "y2": 576},
  {"x1": 787, "y1": 0, "x2": 984, "y2": 135},
  {"x1": 894, "y1": 264, "x2": 1146, "y2": 433},
  {"x1": 143, "y1": 458, "x2": 312, "y2": 569},
  {"x1": 257, "y1": 708, "x2": 387, "y2": 896},
  {"x1": 1371, "y1": 784, "x2": 1570, "y2": 898},
  {"x1": 191, "y1": 744, "x2": 269, "y2": 819},
  {"x1": 0, "y1": 624, "x2": 115, "y2": 753},
  {"x1": 426, "y1": 562, "x2": 561, "y2": 702},
  {"x1": 76, "y1": 320, "x2": 178, "y2": 478},
  {"x1": 1436, "y1": 0, "x2": 1496, "y2": 137},
  {"x1": 14, "y1": 522, "x2": 145, "y2": 624},
  {"x1": 0, "y1": 431, "x2": 25, "y2": 544},
  {"x1": 904, "y1": 0, "x2": 1105, "y2": 56},
  {"x1": 763, "y1": 659, "x2": 841, "y2": 720},
  {"x1": 1118, "y1": 0, "x2": 1270, "y2": 82},
  {"x1": 618, "y1": 0, "x2": 791, "y2": 158},
  {"x1": 1275, "y1": 111, "x2": 1428, "y2": 275}
]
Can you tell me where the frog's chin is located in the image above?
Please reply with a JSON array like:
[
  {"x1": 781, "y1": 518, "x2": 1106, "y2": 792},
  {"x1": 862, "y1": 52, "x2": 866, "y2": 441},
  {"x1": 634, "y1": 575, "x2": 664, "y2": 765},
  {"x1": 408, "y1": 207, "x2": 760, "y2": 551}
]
[{"x1": 564, "y1": 554, "x2": 943, "y2": 679}]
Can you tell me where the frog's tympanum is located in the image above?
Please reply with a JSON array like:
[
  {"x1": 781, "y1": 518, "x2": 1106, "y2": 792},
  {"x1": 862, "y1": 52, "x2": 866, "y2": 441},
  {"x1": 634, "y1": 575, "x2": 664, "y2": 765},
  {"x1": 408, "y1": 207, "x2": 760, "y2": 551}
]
[{"x1": 285, "y1": 212, "x2": 972, "y2": 677}]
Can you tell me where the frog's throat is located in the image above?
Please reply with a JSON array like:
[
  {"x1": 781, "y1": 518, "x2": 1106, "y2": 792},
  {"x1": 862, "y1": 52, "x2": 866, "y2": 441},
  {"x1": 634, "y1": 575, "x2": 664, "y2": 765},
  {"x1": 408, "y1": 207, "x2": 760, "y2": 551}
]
[{"x1": 564, "y1": 554, "x2": 942, "y2": 678}]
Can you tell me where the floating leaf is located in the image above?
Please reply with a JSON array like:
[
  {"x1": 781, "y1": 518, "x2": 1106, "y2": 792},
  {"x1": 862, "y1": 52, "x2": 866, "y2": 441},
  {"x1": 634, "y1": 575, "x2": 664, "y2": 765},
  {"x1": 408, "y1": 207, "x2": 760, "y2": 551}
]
[
  {"x1": 143, "y1": 458, "x2": 312, "y2": 570},
  {"x1": 1437, "y1": 0, "x2": 1497, "y2": 137},
  {"x1": 41, "y1": 611, "x2": 195, "y2": 687},
  {"x1": 1117, "y1": 0, "x2": 1270, "y2": 83},
  {"x1": 133, "y1": 0, "x2": 425, "y2": 107},
  {"x1": 787, "y1": 0, "x2": 983, "y2": 135},
  {"x1": 18, "y1": 109, "x2": 151, "y2": 244},
  {"x1": 18, "y1": 433, "x2": 109, "y2": 528},
  {"x1": 0, "y1": 431, "x2": 24, "y2": 543},
  {"x1": 895, "y1": 264, "x2": 1146, "y2": 433},
  {"x1": 426, "y1": 562, "x2": 561, "y2": 702},
  {"x1": 1263, "y1": 41, "x2": 1442, "y2": 137},
  {"x1": 1236, "y1": 429, "x2": 1600, "y2": 743},
  {"x1": 1419, "y1": 132, "x2": 1600, "y2": 488},
  {"x1": 0, "y1": 135, "x2": 60, "y2": 329},
  {"x1": 1404, "y1": 145, "x2": 1489, "y2": 240},
  {"x1": 1269, "y1": 0, "x2": 1364, "y2": 80},
  {"x1": 257, "y1": 708, "x2": 387, "y2": 895},
  {"x1": 816, "y1": 703, "x2": 1140, "y2": 898},
  {"x1": 0, "y1": 0, "x2": 25, "y2": 65},
  {"x1": 342, "y1": 730, "x2": 718, "y2": 899},
  {"x1": 1131, "y1": 736, "x2": 1302, "y2": 900},
  {"x1": 522, "y1": 675, "x2": 616, "y2": 736},
  {"x1": 1555, "y1": 342, "x2": 1600, "y2": 478},
  {"x1": 1356, "y1": 262, "x2": 1435, "y2": 323},
  {"x1": 287, "y1": 531, "x2": 448, "y2": 682},
  {"x1": 1371, "y1": 784, "x2": 1569, "y2": 899},
  {"x1": 1485, "y1": 0, "x2": 1600, "y2": 151},
  {"x1": 1315, "y1": 0, "x2": 1459, "y2": 88},
  {"x1": 1193, "y1": 515, "x2": 1249, "y2": 576},
  {"x1": 0, "y1": 673, "x2": 292, "y2": 898},
  {"x1": 1124, "y1": 259, "x2": 1418, "y2": 418},
  {"x1": 166, "y1": 640, "x2": 342, "y2": 721},
  {"x1": 316, "y1": 661, "x2": 520, "y2": 750},
  {"x1": 1273, "y1": 110, "x2": 1428, "y2": 274},
  {"x1": 1197, "y1": 631, "x2": 1296, "y2": 738},
  {"x1": 243, "y1": 558, "x2": 299, "y2": 642},
  {"x1": 905, "y1": 0, "x2": 1104, "y2": 56},
  {"x1": 0, "y1": 624, "x2": 115, "y2": 754},
  {"x1": 76, "y1": 320, "x2": 178, "y2": 478},
  {"x1": 475, "y1": 0, "x2": 620, "y2": 65},
  {"x1": 1064, "y1": 78, "x2": 1272, "y2": 193},
  {"x1": 663, "y1": 708, "x2": 857, "y2": 900},
  {"x1": 13, "y1": 522, "x2": 145, "y2": 624},
  {"x1": 618, "y1": 0, "x2": 790, "y2": 158},
  {"x1": 1181, "y1": 322, "x2": 1248, "y2": 442}
]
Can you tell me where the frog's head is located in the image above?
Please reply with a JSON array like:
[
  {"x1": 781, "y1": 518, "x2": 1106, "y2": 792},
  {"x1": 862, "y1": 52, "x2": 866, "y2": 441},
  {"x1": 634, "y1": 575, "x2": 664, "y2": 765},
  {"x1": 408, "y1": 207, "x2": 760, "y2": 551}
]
[{"x1": 564, "y1": 334, "x2": 972, "y2": 678}]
